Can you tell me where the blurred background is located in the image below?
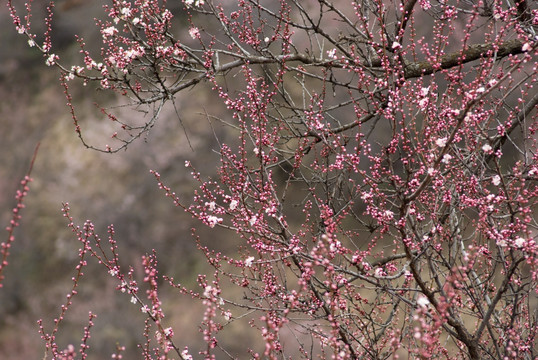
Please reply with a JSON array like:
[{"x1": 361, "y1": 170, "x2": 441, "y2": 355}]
[{"x1": 0, "y1": 2, "x2": 252, "y2": 358}]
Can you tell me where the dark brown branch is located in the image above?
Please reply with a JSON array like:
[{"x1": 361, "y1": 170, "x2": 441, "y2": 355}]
[{"x1": 402, "y1": 39, "x2": 525, "y2": 78}]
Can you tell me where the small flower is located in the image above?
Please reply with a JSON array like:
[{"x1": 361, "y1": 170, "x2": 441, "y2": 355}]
[
  {"x1": 102, "y1": 26, "x2": 117, "y2": 38},
  {"x1": 435, "y1": 137, "x2": 447, "y2": 147},
  {"x1": 120, "y1": 7, "x2": 132, "y2": 18},
  {"x1": 264, "y1": 37, "x2": 270, "y2": 43},
  {"x1": 181, "y1": 349, "x2": 193, "y2": 360},
  {"x1": 184, "y1": 160, "x2": 191, "y2": 167},
  {"x1": 375, "y1": 268, "x2": 386, "y2": 277},
  {"x1": 497, "y1": 239, "x2": 507, "y2": 247},
  {"x1": 418, "y1": 98, "x2": 428, "y2": 109},
  {"x1": 203, "y1": 285, "x2": 214, "y2": 298},
  {"x1": 522, "y1": 42, "x2": 532, "y2": 52},
  {"x1": 163, "y1": 327, "x2": 173, "y2": 337},
  {"x1": 207, "y1": 215, "x2": 222, "y2": 228},
  {"x1": 514, "y1": 237, "x2": 526, "y2": 248},
  {"x1": 327, "y1": 48, "x2": 337, "y2": 59},
  {"x1": 392, "y1": 41, "x2": 401, "y2": 50},
  {"x1": 482, "y1": 144, "x2": 492, "y2": 153},
  {"x1": 188, "y1": 27, "x2": 200, "y2": 39},
  {"x1": 419, "y1": 0, "x2": 431, "y2": 10},
  {"x1": 229, "y1": 199, "x2": 238, "y2": 210},
  {"x1": 223, "y1": 310, "x2": 232, "y2": 321},
  {"x1": 420, "y1": 87, "x2": 430, "y2": 97},
  {"x1": 205, "y1": 201, "x2": 216, "y2": 211},
  {"x1": 245, "y1": 256, "x2": 255, "y2": 267},
  {"x1": 130, "y1": 296, "x2": 137, "y2": 304},
  {"x1": 184, "y1": 0, "x2": 205, "y2": 7},
  {"x1": 417, "y1": 296, "x2": 430, "y2": 307},
  {"x1": 28, "y1": 39, "x2": 36, "y2": 47},
  {"x1": 492, "y1": 175, "x2": 501, "y2": 186},
  {"x1": 45, "y1": 54, "x2": 57, "y2": 66},
  {"x1": 249, "y1": 215, "x2": 257, "y2": 226},
  {"x1": 442, "y1": 154, "x2": 452, "y2": 164}
]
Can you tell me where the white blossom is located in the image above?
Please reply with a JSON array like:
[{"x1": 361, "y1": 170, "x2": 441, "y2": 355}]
[
  {"x1": 482, "y1": 144, "x2": 492, "y2": 152},
  {"x1": 120, "y1": 7, "x2": 132, "y2": 17},
  {"x1": 207, "y1": 215, "x2": 222, "y2": 228},
  {"x1": 181, "y1": 349, "x2": 193, "y2": 360},
  {"x1": 102, "y1": 26, "x2": 117, "y2": 38},
  {"x1": 229, "y1": 199, "x2": 238, "y2": 210},
  {"x1": 492, "y1": 175, "x2": 501, "y2": 186},
  {"x1": 435, "y1": 137, "x2": 447, "y2": 147},
  {"x1": 189, "y1": 27, "x2": 200, "y2": 39},
  {"x1": 205, "y1": 201, "x2": 216, "y2": 211},
  {"x1": 45, "y1": 54, "x2": 56, "y2": 66},
  {"x1": 514, "y1": 237, "x2": 526, "y2": 248},
  {"x1": 245, "y1": 256, "x2": 255, "y2": 267},
  {"x1": 184, "y1": 0, "x2": 205, "y2": 7},
  {"x1": 417, "y1": 296, "x2": 430, "y2": 307}
]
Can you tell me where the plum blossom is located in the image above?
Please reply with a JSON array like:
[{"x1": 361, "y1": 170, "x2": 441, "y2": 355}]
[
  {"x1": 435, "y1": 137, "x2": 447, "y2": 147},
  {"x1": 120, "y1": 7, "x2": 132, "y2": 18},
  {"x1": 189, "y1": 27, "x2": 200, "y2": 39},
  {"x1": 181, "y1": 349, "x2": 193, "y2": 360},
  {"x1": 417, "y1": 296, "x2": 430, "y2": 307},
  {"x1": 514, "y1": 237, "x2": 526, "y2": 248},
  {"x1": 184, "y1": 0, "x2": 205, "y2": 7},
  {"x1": 327, "y1": 48, "x2": 337, "y2": 59},
  {"x1": 163, "y1": 327, "x2": 173, "y2": 337},
  {"x1": 482, "y1": 144, "x2": 492, "y2": 153},
  {"x1": 205, "y1": 201, "x2": 216, "y2": 211},
  {"x1": 102, "y1": 26, "x2": 117, "y2": 38},
  {"x1": 419, "y1": 0, "x2": 431, "y2": 10},
  {"x1": 45, "y1": 54, "x2": 57, "y2": 66},
  {"x1": 245, "y1": 256, "x2": 254, "y2": 267},
  {"x1": 492, "y1": 175, "x2": 501, "y2": 186},
  {"x1": 229, "y1": 199, "x2": 238, "y2": 210},
  {"x1": 206, "y1": 215, "x2": 222, "y2": 228}
]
